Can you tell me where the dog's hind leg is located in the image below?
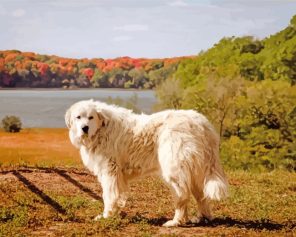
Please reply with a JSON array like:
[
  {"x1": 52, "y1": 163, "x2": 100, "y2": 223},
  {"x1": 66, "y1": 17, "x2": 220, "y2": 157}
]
[
  {"x1": 162, "y1": 178, "x2": 190, "y2": 227},
  {"x1": 191, "y1": 187, "x2": 213, "y2": 222},
  {"x1": 191, "y1": 180, "x2": 213, "y2": 223},
  {"x1": 158, "y1": 140, "x2": 191, "y2": 227}
]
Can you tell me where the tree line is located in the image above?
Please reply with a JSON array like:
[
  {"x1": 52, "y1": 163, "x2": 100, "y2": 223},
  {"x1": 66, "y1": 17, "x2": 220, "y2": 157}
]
[{"x1": 0, "y1": 51, "x2": 186, "y2": 89}]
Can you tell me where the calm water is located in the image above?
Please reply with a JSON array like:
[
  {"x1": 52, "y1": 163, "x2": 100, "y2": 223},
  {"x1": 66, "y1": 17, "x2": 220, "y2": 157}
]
[{"x1": 0, "y1": 89, "x2": 157, "y2": 127}]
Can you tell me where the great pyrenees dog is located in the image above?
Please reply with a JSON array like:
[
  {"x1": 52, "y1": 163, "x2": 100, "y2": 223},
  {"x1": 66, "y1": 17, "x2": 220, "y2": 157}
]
[{"x1": 65, "y1": 100, "x2": 228, "y2": 227}]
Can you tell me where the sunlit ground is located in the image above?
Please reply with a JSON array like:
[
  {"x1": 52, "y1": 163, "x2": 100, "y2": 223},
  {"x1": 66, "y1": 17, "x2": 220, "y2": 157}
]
[{"x1": 0, "y1": 129, "x2": 295, "y2": 236}]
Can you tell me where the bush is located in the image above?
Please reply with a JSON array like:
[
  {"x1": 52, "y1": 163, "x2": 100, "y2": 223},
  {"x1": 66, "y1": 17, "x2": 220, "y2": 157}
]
[{"x1": 1, "y1": 115, "x2": 22, "y2": 133}]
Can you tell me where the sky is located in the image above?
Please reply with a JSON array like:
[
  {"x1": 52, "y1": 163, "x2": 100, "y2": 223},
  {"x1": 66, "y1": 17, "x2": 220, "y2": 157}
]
[{"x1": 0, "y1": 0, "x2": 295, "y2": 59}]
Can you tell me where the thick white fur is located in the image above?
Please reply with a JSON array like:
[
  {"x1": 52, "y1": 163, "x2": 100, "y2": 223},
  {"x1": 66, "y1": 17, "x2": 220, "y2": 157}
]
[{"x1": 65, "y1": 100, "x2": 228, "y2": 227}]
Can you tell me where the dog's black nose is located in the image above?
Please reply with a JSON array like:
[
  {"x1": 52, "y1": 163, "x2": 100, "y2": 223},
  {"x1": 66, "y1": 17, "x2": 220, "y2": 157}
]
[{"x1": 82, "y1": 126, "x2": 89, "y2": 134}]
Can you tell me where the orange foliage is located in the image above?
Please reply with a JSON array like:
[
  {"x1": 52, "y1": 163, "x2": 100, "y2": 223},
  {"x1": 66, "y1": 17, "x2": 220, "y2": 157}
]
[
  {"x1": 83, "y1": 68, "x2": 94, "y2": 80},
  {"x1": 0, "y1": 50, "x2": 186, "y2": 88},
  {"x1": 0, "y1": 58, "x2": 4, "y2": 71},
  {"x1": 23, "y1": 52, "x2": 36, "y2": 60},
  {"x1": 4, "y1": 53, "x2": 18, "y2": 63},
  {"x1": 37, "y1": 62, "x2": 49, "y2": 75}
]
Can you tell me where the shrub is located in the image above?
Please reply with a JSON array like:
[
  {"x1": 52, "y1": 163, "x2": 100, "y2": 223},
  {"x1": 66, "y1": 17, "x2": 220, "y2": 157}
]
[{"x1": 1, "y1": 115, "x2": 22, "y2": 133}]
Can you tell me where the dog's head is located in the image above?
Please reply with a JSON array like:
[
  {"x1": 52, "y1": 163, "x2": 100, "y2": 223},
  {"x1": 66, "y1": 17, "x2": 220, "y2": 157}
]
[{"x1": 65, "y1": 100, "x2": 108, "y2": 148}]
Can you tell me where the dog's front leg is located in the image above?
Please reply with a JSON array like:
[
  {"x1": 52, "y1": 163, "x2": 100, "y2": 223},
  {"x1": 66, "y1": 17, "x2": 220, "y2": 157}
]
[{"x1": 95, "y1": 172, "x2": 121, "y2": 220}]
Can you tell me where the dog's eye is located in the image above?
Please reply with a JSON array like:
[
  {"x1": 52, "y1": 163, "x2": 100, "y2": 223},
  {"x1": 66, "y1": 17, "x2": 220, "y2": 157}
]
[
  {"x1": 76, "y1": 116, "x2": 81, "y2": 119},
  {"x1": 89, "y1": 116, "x2": 94, "y2": 120}
]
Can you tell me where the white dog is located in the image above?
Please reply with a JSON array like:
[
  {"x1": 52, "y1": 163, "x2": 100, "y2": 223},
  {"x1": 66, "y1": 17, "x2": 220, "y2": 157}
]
[{"x1": 65, "y1": 100, "x2": 228, "y2": 227}]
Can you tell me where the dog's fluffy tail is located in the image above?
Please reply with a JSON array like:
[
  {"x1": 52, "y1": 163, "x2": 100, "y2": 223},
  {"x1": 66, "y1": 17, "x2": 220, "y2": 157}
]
[
  {"x1": 204, "y1": 171, "x2": 228, "y2": 201},
  {"x1": 201, "y1": 122, "x2": 228, "y2": 201}
]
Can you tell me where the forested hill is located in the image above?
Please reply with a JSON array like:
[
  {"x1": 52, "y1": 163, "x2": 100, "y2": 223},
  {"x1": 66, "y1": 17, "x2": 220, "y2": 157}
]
[
  {"x1": 175, "y1": 15, "x2": 296, "y2": 86},
  {"x1": 0, "y1": 15, "x2": 295, "y2": 89},
  {"x1": 0, "y1": 50, "x2": 187, "y2": 89},
  {"x1": 155, "y1": 15, "x2": 296, "y2": 172}
]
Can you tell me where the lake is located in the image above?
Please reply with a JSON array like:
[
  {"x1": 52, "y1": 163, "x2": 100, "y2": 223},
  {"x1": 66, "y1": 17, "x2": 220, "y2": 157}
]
[{"x1": 0, "y1": 89, "x2": 157, "y2": 128}]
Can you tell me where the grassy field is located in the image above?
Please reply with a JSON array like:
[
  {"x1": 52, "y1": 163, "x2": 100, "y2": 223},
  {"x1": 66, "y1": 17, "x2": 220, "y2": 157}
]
[
  {"x1": 0, "y1": 128, "x2": 80, "y2": 168},
  {"x1": 0, "y1": 129, "x2": 295, "y2": 236}
]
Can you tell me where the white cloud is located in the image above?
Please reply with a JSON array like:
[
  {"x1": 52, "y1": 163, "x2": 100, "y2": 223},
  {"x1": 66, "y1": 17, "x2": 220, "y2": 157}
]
[
  {"x1": 168, "y1": 0, "x2": 188, "y2": 7},
  {"x1": 12, "y1": 9, "x2": 26, "y2": 17},
  {"x1": 112, "y1": 35, "x2": 133, "y2": 42},
  {"x1": 114, "y1": 24, "x2": 149, "y2": 32}
]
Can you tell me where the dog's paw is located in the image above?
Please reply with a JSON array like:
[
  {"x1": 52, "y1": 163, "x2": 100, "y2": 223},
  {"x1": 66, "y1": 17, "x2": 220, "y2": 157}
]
[
  {"x1": 162, "y1": 219, "x2": 180, "y2": 227},
  {"x1": 189, "y1": 216, "x2": 202, "y2": 224},
  {"x1": 94, "y1": 214, "x2": 103, "y2": 221},
  {"x1": 189, "y1": 216, "x2": 212, "y2": 225}
]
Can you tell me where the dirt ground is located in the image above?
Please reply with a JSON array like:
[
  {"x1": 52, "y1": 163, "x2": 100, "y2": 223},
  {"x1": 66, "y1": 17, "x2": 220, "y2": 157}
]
[{"x1": 0, "y1": 166, "x2": 295, "y2": 237}]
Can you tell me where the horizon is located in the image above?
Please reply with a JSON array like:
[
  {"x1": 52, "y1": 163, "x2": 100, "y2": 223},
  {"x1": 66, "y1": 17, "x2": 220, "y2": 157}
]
[
  {"x1": 1, "y1": 0, "x2": 296, "y2": 59},
  {"x1": 0, "y1": 49, "x2": 196, "y2": 60}
]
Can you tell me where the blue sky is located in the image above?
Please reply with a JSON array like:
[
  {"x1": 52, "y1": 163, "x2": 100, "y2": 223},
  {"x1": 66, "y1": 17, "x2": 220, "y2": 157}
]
[{"x1": 0, "y1": 0, "x2": 295, "y2": 59}]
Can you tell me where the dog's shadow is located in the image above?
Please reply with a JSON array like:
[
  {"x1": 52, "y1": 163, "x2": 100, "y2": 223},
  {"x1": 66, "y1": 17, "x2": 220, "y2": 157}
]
[
  {"x1": 9, "y1": 167, "x2": 102, "y2": 216},
  {"x1": 130, "y1": 213, "x2": 294, "y2": 231},
  {"x1": 52, "y1": 167, "x2": 102, "y2": 201},
  {"x1": 12, "y1": 170, "x2": 67, "y2": 214}
]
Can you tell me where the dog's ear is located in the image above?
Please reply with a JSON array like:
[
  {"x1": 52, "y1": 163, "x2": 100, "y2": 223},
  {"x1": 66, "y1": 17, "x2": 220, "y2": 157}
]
[
  {"x1": 97, "y1": 109, "x2": 109, "y2": 127},
  {"x1": 65, "y1": 107, "x2": 72, "y2": 129}
]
